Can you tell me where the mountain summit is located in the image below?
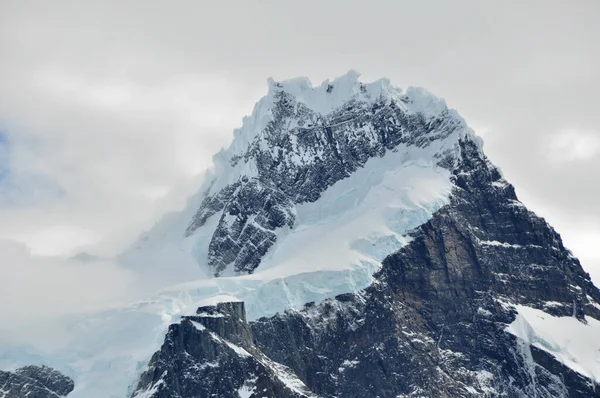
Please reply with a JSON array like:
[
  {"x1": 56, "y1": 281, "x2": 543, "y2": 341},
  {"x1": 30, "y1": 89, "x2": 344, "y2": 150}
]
[
  {"x1": 185, "y1": 70, "x2": 477, "y2": 276},
  {"x1": 127, "y1": 73, "x2": 600, "y2": 398}
]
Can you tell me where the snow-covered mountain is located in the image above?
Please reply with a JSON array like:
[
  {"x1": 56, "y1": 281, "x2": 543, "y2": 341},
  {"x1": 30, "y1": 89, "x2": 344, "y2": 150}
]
[
  {"x1": 3, "y1": 72, "x2": 600, "y2": 398},
  {"x1": 120, "y1": 70, "x2": 477, "y2": 318}
]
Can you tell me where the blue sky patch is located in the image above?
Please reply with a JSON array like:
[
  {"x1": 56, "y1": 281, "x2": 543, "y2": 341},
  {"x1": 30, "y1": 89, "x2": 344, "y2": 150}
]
[
  {"x1": 0, "y1": 129, "x2": 67, "y2": 207},
  {"x1": 0, "y1": 130, "x2": 9, "y2": 183}
]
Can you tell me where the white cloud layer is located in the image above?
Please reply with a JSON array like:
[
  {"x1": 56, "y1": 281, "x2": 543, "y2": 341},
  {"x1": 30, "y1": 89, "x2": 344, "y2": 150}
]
[
  {"x1": 0, "y1": 239, "x2": 142, "y2": 348},
  {"x1": 546, "y1": 129, "x2": 600, "y2": 163}
]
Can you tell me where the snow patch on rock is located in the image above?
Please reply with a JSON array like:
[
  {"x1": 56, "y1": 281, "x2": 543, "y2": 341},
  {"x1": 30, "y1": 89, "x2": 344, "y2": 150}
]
[{"x1": 506, "y1": 304, "x2": 600, "y2": 383}]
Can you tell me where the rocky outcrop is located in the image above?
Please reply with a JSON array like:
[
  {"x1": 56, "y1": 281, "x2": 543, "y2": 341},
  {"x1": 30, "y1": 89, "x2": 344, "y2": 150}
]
[
  {"x1": 132, "y1": 302, "x2": 316, "y2": 398},
  {"x1": 0, "y1": 365, "x2": 74, "y2": 398},
  {"x1": 203, "y1": 179, "x2": 297, "y2": 276},
  {"x1": 137, "y1": 137, "x2": 600, "y2": 397}
]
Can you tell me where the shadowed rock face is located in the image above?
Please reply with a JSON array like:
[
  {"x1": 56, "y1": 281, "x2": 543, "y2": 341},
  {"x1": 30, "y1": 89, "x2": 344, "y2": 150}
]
[
  {"x1": 135, "y1": 138, "x2": 600, "y2": 397},
  {"x1": 0, "y1": 365, "x2": 74, "y2": 398}
]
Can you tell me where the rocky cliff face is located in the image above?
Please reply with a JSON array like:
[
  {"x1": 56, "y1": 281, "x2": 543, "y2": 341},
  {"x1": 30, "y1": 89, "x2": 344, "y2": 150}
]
[
  {"x1": 0, "y1": 365, "x2": 74, "y2": 398},
  {"x1": 134, "y1": 137, "x2": 600, "y2": 397}
]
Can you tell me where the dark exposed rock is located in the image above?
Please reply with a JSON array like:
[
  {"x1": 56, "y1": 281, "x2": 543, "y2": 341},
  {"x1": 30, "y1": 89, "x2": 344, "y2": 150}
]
[
  {"x1": 138, "y1": 137, "x2": 600, "y2": 397},
  {"x1": 0, "y1": 365, "x2": 74, "y2": 397}
]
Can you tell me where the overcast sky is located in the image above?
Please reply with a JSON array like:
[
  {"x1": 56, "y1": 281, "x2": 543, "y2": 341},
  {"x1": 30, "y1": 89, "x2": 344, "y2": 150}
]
[{"x1": 0, "y1": 0, "x2": 599, "y2": 330}]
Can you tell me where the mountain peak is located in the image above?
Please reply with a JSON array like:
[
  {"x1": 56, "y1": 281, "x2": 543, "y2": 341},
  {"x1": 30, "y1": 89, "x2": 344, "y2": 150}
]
[
  {"x1": 221, "y1": 71, "x2": 479, "y2": 175},
  {"x1": 177, "y1": 73, "x2": 490, "y2": 278}
]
